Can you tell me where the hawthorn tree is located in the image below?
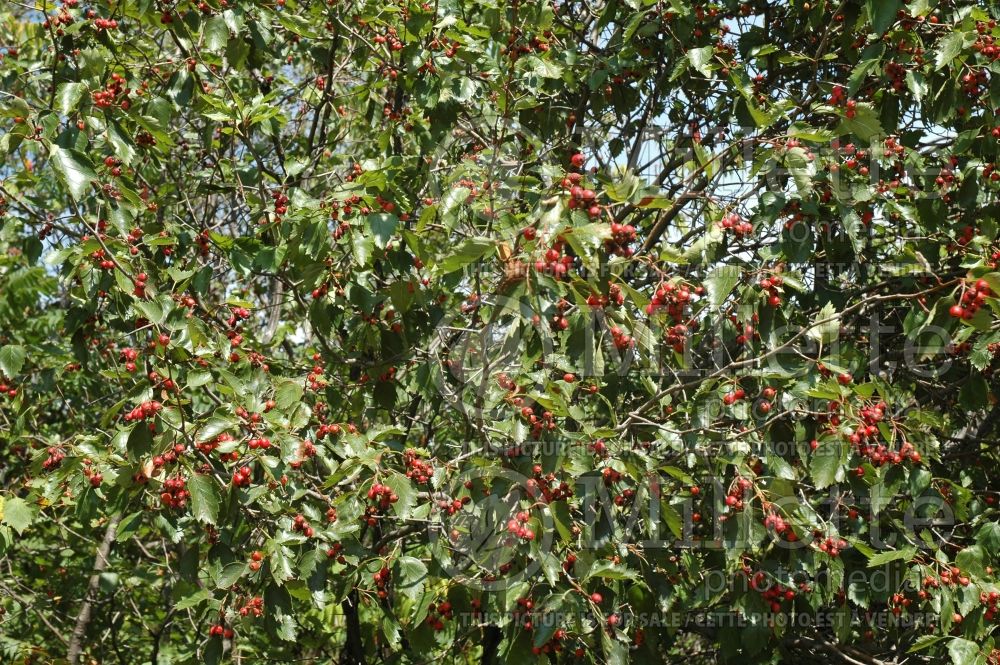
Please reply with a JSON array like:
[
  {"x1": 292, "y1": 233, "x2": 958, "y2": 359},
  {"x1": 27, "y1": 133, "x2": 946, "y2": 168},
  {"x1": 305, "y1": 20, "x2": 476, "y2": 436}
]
[{"x1": 3, "y1": 0, "x2": 1000, "y2": 662}]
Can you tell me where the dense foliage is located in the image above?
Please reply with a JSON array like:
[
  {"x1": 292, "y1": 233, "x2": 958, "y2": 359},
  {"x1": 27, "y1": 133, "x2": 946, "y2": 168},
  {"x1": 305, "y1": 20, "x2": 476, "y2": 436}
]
[{"x1": 3, "y1": 0, "x2": 1000, "y2": 663}]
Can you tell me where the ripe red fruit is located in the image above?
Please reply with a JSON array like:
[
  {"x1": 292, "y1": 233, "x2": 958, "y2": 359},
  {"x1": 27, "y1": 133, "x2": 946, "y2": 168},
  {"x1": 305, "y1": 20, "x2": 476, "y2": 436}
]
[
  {"x1": 949, "y1": 304, "x2": 965, "y2": 318},
  {"x1": 570, "y1": 153, "x2": 585, "y2": 168},
  {"x1": 590, "y1": 592, "x2": 603, "y2": 603},
  {"x1": 563, "y1": 373, "x2": 575, "y2": 383},
  {"x1": 522, "y1": 227, "x2": 536, "y2": 240},
  {"x1": 837, "y1": 372, "x2": 853, "y2": 385}
]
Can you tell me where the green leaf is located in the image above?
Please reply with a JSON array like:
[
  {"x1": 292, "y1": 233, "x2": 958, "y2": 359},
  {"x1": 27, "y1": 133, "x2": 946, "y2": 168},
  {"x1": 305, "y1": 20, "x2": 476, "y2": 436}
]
[
  {"x1": 807, "y1": 302, "x2": 840, "y2": 344},
  {"x1": 56, "y1": 82, "x2": 87, "y2": 115},
  {"x1": 436, "y1": 187, "x2": 470, "y2": 228},
  {"x1": 525, "y1": 55, "x2": 563, "y2": 79},
  {"x1": 948, "y1": 637, "x2": 980, "y2": 665},
  {"x1": 49, "y1": 146, "x2": 97, "y2": 200},
  {"x1": 0, "y1": 345, "x2": 27, "y2": 378},
  {"x1": 273, "y1": 380, "x2": 304, "y2": 411},
  {"x1": 1, "y1": 497, "x2": 34, "y2": 535},
  {"x1": 601, "y1": 630, "x2": 629, "y2": 665},
  {"x1": 936, "y1": 32, "x2": 972, "y2": 70},
  {"x1": 204, "y1": 15, "x2": 230, "y2": 51},
  {"x1": 216, "y1": 562, "x2": 245, "y2": 589},
  {"x1": 810, "y1": 440, "x2": 846, "y2": 489},
  {"x1": 174, "y1": 588, "x2": 213, "y2": 610},
  {"x1": 704, "y1": 265, "x2": 740, "y2": 309},
  {"x1": 866, "y1": 546, "x2": 916, "y2": 567},
  {"x1": 197, "y1": 416, "x2": 235, "y2": 442},
  {"x1": 837, "y1": 104, "x2": 884, "y2": 142},
  {"x1": 908, "y1": 634, "x2": 947, "y2": 653},
  {"x1": 367, "y1": 213, "x2": 398, "y2": 249},
  {"x1": 906, "y1": 70, "x2": 929, "y2": 102},
  {"x1": 188, "y1": 474, "x2": 220, "y2": 525},
  {"x1": 866, "y1": 0, "x2": 901, "y2": 34},
  {"x1": 435, "y1": 237, "x2": 495, "y2": 274},
  {"x1": 351, "y1": 233, "x2": 374, "y2": 267},
  {"x1": 688, "y1": 45, "x2": 714, "y2": 77},
  {"x1": 396, "y1": 555, "x2": 427, "y2": 601}
]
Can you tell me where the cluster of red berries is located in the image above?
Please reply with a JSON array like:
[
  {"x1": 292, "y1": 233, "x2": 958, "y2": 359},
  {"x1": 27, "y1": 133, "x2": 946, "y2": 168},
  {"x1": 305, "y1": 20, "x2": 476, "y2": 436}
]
[
  {"x1": 425, "y1": 601, "x2": 453, "y2": 631},
  {"x1": 758, "y1": 274, "x2": 784, "y2": 307},
  {"x1": 604, "y1": 222, "x2": 637, "y2": 256},
  {"x1": 648, "y1": 281, "x2": 697, "y2": 320},
  {"x1": 232, "y1": 465, "x2": 253, "y2": 487},
  {"x1": 748, "y1": 571, "x2": 798, "y2": 612},
  {"x1": 403, "y1": 450, "x2": 434, "y2": 484},
  {"x1": 91, "y1": 247, "x2": 115, "y2": 271},
  {"x1": 41, "y1": 6, "x2": 74, "y2": 30},
  {"x1": 249, "y1": 550, "x2": 264, "y2": 572},
  {"x1": 124, "y1": 400, "x2": 162, "y2": 422},
  {"x1": 434, "y1": 495, "x2": 467, "y2": 516},
  {"x1": 731, "y1": 316, "x2": 761, "y2": 345},
  {"x1": 722, "y1": 477, "x2": 752, "y2": 511},
  {"x1": 160, "y1": 476, "x2": 189, "y2": 509},
  {"x1": 883, "y1": 61, "x2": 907, "y2": 92},
  {"x1": 864, "y1": 439, "x2": 921, "y2": 467},
  {"x1": 292, "y1": 514, "x2": 314, "y2": 537},
  {"x1": 974, "y1": 20, "x2": 1000, "y2": 60},
  {"x1": 548, "y1": 298, "x2": 572, "y2": 331},
  {"x1": 526, "y1": 465, "x2": 573, "y2": 503},
  {"x1": 720, "y1": 212, "x2": 753, "y2": 236},
  {"x1": 92, "y1": 73, "x2": 128, "y2": 109},
  {"x1": 103, "y1": 155, "x2": 123, "y2": 178},
  {"x1": 133, "y1": 271, "x2": 149, "y2": 298},
  {"x1": 722, "y1": 386, "x2": 746, "y2": 405},
  {"x1": 888, "y1": 592, "x2": 914, "y2": 616},
  {"x1": 960, "y1": 69, "x2": 990, "y2": 99},
  {"x1": 326, "y1": 542, "x2": 345, "y2": 563},
  {"x1": 531, "y1": 628, "x2": 569, "y2": 655},
  {"x1": 152, "y1": 443, "x2": 186, "y2": 469},
  {"x1": 533, "y1": 243, "x2": 574, "y2": 279},
  {"x1": 948, "y1": 278, "x2": 993, "y2": 319},
  {"x1": 815, "y1": 534, "x2": 849, "y2": 557},
  {"x1": 238, "y1": 596, "x2": 264, "y2": 618},
  {"x1": 367, "y1": 483, "x2": 400, "y2": 510},
  {"x1": 565, "y1": 183, "x2": 602, "y2": 219},
  {"x1": 247, "y1": 437, "x2": 272, "y2": 450},
  {"x1": 586, "y1": 283, "x2": 624, "y2": 308},
  {"x1": 609, "y1": 325, "x2": 635, "y2": 351},
  {"x1": 82, "y1": 460, "x2": 103, "y2": 487},
  {"x1": 227, "y1": 306, "x2": 251, "y2": 327},
  {"x1": 372, "y1": 566, "x2": 390, "y2": 599},
  {"x1": 519, "y1": 404, "x2": 557, "y2": 438},
  {"x1": 762, "y1": 508, "x2": 792, "y2": 538},
  {"x1": 93, "y1": 16, "x2": 120, "y2": 30},
  {"x1": 208, "y1": 624, "x2": 234, "y2": 639},
  {"x1": 270, "y1": 190, "x2": 289, "y2": 221},
  {"x1": 197, "y1": 432, "x2": 234, "y2": 457},
  {"x1": 505, "y1": 510, "x2": 536, "y2": 541},
  {"x1": 42, "y1": 447, "x2": 65, "y2": 471},
  {"x1": 120, "y1": 347, "x2": 139, "y2": 372},
  {"x1": 981, "y1": 591, "x2": 1000, "y2": 621},
  {"x1": 600, "y1": 466, "x2": 622, "y2": 486},
  {"x1": 952, "y1": 224, "x2": 976, "y2": 249},
  {"x1": 317, "y1": 423, "x2": 342, "y2": 438},
  {"x1": 307, "y1": 358, "x2": 327, "y2": 391},
  {"x1": 289, "y1": 440, "x2": 317, "y2": 469}
]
